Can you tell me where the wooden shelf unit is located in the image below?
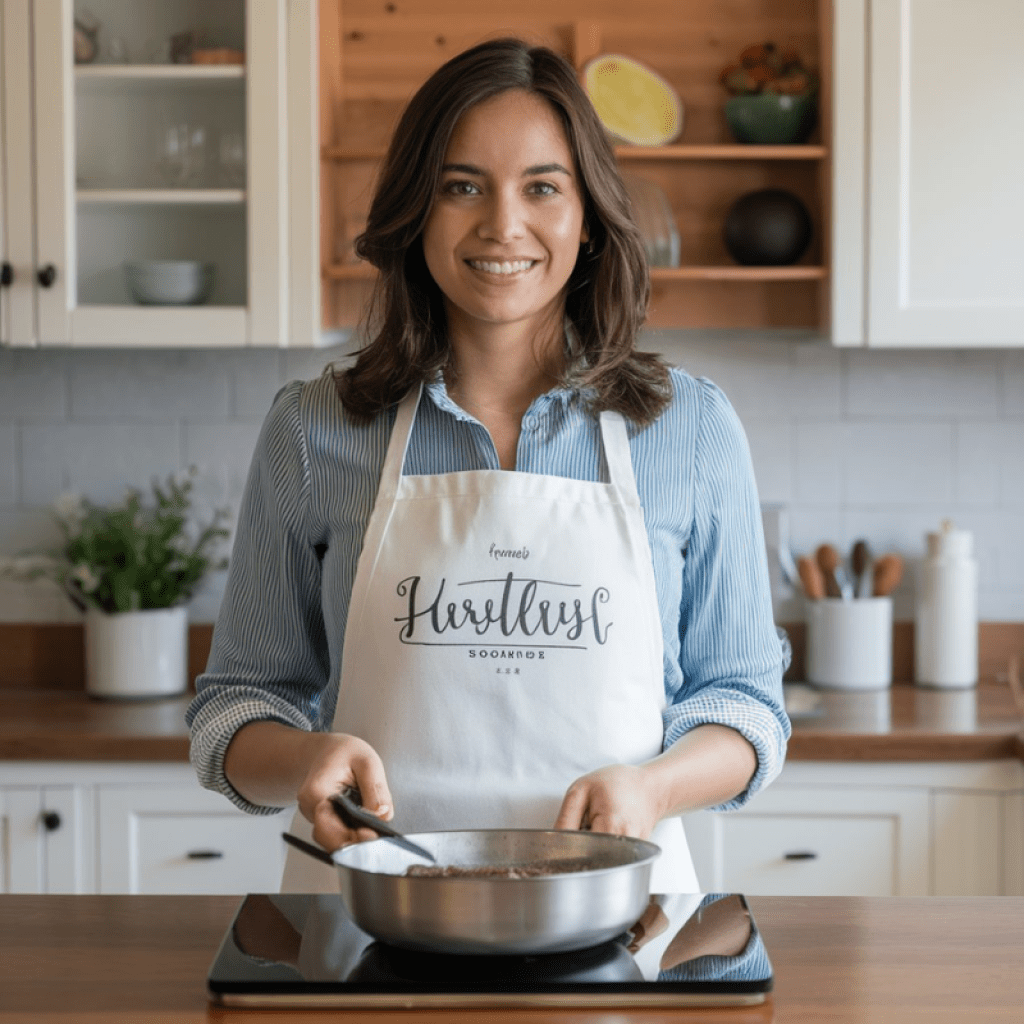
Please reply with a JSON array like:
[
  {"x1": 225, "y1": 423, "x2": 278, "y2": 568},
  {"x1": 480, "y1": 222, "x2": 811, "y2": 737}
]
[{"x1": 319, "y1": 0, "x2": 832, "y2": 331}]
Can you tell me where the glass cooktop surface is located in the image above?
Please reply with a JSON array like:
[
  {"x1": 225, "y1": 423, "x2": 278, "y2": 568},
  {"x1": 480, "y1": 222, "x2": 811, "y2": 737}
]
[{"x1": 208, "y1": 891, "x2": 772, "y2": 1008}]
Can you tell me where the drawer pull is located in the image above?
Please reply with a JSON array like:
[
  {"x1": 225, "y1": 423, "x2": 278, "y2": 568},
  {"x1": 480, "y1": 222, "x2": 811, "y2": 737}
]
[
  {"x1": 186, "y1": 849, "x2": 224, "y2": 860},
  {"x1": 41, "y1": 811, "x2": 62, "y2": 832},
  {"x1": 783, "y1": 850, "x2": 818, "y2": 861}
]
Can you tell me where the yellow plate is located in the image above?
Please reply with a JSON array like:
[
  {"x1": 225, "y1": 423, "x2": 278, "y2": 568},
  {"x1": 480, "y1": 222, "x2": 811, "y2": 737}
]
[{"x1": 582, "y1": 54, "x2": 684, "y2": 147}]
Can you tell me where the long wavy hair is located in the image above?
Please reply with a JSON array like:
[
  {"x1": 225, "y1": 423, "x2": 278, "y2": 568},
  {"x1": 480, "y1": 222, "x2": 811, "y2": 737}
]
[{"x1": 333, "y1": 37, "x2": 671, "y2": 426}]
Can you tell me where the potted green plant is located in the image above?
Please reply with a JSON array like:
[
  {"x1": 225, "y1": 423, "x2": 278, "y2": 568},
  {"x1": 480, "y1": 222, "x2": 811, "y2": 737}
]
[
  {"x1": 3, "y1": 469, "x2": 229, "y2": 699},
  {"x1": 719, "y1": 43, "x2": 819, "y2": 145}
]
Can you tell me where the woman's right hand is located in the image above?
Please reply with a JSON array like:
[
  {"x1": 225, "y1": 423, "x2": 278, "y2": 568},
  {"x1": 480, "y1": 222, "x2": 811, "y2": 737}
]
[{"x1": 297, "y1": 732, "x2": 394, "y2": 851}]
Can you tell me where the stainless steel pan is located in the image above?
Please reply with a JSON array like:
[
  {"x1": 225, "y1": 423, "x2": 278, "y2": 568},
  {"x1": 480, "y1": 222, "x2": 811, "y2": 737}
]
[{"x1": 286, "y1": 827, "x2": 660, "y2": 956}]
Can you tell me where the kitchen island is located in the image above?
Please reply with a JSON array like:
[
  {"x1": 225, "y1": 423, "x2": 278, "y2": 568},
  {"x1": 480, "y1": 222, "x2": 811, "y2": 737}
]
[{"x1": 2, "y1": 893, "x2": 1022, "y2": 1022}]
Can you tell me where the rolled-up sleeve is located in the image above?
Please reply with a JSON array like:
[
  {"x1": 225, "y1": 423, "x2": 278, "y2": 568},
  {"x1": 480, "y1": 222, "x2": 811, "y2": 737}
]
[
  {"x1": 186, "y1": 382, "x2": 330, "y2": 814},
  {"x1": 663, "y1": 379, "x2": 791, "y2": 810}
]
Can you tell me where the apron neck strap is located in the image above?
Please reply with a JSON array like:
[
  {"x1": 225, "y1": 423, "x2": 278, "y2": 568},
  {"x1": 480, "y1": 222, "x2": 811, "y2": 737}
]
[
  {"x1": 378, "y1": 384, "x2": 423, "y2": 499},
  {"x1": 599, "y1": 411, "x2": 640, "y2": 504}
]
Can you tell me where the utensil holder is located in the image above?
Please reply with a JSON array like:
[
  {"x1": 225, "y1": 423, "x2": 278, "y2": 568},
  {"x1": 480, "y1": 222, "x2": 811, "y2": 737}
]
[{"x1": 806, "y1": 597, "x2": 893, "y2": 690}]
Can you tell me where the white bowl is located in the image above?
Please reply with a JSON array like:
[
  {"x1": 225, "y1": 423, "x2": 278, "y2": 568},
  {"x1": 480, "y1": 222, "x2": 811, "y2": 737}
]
[{"x1": 124, "y1": 260, "x2": 214, "y2": 305}]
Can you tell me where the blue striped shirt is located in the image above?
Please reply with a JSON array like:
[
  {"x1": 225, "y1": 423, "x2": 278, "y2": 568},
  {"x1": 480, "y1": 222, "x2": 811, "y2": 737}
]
[{"x1": 186, "y1": 367, "x2": 791, "y2": 815}]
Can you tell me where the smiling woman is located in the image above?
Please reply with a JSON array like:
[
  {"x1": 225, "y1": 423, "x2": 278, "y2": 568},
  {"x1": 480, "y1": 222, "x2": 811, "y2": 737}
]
[
  {"x1": 186, "y1": 37, "x2": 790, "y2": 901},
  {"x1": 422, "y1": 90, "x2": 588, "y2": 344}
]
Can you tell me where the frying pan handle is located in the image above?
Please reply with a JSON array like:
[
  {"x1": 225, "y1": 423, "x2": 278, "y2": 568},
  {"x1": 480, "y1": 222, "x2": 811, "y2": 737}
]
[{"x1": 281, "y1": 831, "x2": 336, "y2": 866}]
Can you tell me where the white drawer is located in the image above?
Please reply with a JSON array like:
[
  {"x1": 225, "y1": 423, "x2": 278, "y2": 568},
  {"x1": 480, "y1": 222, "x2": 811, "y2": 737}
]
[
  {"x1": 721, "y1": 812, "x2": 898, "y2": 896},
  {"x1": 715, "y1": 786, "x2": 931, "y2": 897},
  {"x1": 98, "y1": 784, "x2": 291, "y2": 894}
]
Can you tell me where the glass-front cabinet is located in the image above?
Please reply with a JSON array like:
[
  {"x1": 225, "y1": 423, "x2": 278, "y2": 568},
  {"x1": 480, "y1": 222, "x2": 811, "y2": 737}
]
[{"x1": 1, "y1": 0, "x2": 289, "y2": 347}]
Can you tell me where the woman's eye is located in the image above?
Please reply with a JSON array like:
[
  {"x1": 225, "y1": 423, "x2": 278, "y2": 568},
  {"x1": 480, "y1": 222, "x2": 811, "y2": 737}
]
[
  {"x1": 528, "y1": 181, "x2": 558, "y2": 196},
  {"x1": 442, "y1": 180, "x2": 480, "y2": 197}
]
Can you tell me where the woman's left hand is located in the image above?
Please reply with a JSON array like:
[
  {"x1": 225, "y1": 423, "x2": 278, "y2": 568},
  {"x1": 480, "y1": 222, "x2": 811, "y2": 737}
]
[{"x1": 553, "y1": 764, "x2": 663, "y2": 839}]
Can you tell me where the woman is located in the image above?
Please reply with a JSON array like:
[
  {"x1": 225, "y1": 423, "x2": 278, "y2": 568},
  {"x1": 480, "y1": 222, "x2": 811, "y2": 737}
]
[{"x1": 186, "y1": 38, "x2": 790, "y2": 894}]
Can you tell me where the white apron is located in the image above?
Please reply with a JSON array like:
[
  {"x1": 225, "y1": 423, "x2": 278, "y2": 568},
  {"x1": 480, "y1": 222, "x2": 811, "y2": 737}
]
[{"x1": 281, "y1": 385, "x2": 698, "y2": 894}]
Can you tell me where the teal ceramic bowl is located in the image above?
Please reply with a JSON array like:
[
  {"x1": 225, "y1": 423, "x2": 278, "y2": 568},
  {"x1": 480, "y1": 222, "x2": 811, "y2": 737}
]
[{"x1": 724, "y1": 92, "x2": 817, "y2": 145}]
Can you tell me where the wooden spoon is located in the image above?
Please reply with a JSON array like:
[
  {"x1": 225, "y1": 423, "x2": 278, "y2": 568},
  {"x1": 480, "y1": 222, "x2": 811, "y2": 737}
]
[
  {"x1": 851, "y1": 539, "x2": 873, "y2": 598},
  {"x1": 815, "y1": 543, "x2": 844, "y2": 599},
  {"x1": 872, "y1": 553, "x2": 905, "y2": 597},
  {"x1": 797, "y1": 555, "x2": 826, "y2": 600}
]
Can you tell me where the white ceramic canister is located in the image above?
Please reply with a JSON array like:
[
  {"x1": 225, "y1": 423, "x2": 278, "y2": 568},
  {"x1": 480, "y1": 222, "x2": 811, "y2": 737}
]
[
  {"x1": 914, "y1": 520, "x2": 978, "y2": 689},
  {"x1": 84, "y1": 606, "x2": 189, "y2": 699},
  {"x1": 806, "y1": 596, "x2": 893, "y2": 690}
]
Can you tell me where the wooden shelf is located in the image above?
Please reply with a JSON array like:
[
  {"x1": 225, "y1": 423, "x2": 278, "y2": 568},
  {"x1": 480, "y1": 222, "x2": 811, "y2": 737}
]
[
  {"x1": 321, "y1": 143, "x2": 827, "y2": 163},
  {"x1": 324, "y1": 263, "x2": 827, "y2": 282},
  {"x1": 76, "y1": 65, "x2": 244, "y2": 82},
  {"x1": 652, "y1": 266, "x2": 827, "y2": 281},
  {"x1": 77, "y1": 189, "x2": 246, "y2": 205},
  {"x1": 616, "y1": 144, "x2": 827, "y2": 161}
]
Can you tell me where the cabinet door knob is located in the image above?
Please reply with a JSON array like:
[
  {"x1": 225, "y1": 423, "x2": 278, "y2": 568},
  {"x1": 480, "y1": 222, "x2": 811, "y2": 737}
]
[
  {"x1": 37, "y1": 264, "x2": 57, "y2": 288},
  {"x1": 41, "y1": 811, "x2": 62, "y2": 831},
  {"x1": 1, "y1": 262, "x2": 12, "y2": 286},
  {"x1": 783, "y1": 850, "x2": 818, "y2": 861},
  {"x1": 186, "y1": 849, "x2": 224, "y2": 860}
]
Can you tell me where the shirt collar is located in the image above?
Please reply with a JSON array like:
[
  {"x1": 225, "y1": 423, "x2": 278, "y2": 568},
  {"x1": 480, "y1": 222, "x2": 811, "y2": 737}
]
[{"x1": 424, "y1": 372, "x2": 577, "y2": 425}]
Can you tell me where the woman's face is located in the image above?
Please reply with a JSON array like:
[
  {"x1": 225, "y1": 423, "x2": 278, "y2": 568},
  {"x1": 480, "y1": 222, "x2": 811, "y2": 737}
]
[{"x1": 422, "y1": 89, "x2": 588, "y2": 338}]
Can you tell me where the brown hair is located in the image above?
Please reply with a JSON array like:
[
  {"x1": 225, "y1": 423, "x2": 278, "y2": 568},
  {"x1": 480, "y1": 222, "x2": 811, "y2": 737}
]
[{"x1": 333, "y1": 37, "x2": 671, "y2": 426}]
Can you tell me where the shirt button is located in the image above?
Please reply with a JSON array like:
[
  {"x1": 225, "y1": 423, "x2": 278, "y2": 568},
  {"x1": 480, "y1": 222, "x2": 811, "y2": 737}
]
[{"x1": 523, "y1": 416, "x2": 537, "y2": 431}]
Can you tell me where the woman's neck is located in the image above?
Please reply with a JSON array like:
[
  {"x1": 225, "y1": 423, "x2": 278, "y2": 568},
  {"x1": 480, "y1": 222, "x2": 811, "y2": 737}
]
[
  {"x1": 446, "y1": 316, "x2": 564, "y2": 417},
  {"x1": 444, "y1": 313, "x2": 566, "y2": 469}
]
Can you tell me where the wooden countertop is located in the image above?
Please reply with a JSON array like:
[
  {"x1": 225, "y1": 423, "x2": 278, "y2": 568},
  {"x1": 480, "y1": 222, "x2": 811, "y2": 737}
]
[
  {"x1": 1, "y1": 684, "x2": 1021, "y2": 763},
  {"x1": 1, "y1": 893, "x2": 1022, "y2": 1022}
]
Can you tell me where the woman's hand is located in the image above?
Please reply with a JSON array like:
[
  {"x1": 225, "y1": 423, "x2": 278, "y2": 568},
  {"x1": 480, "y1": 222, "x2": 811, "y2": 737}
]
[
  {"x1": 553, "y1": 763, "x2": 663, "y2": 839},
  {"x1": 297, "y1": 732, "x2": 394, "y2": 851}
]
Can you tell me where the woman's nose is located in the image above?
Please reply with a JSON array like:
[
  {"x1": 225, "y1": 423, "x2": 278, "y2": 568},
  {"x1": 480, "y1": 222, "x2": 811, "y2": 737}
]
[{"x1": 477, "y1": 191, "x2": 526, "y2": 242}]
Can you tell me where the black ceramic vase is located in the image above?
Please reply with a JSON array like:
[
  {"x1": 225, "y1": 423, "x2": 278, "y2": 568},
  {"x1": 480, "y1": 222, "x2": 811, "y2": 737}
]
[{"x1": 723, "y1": 189, "x2": 813, "y2": 266}]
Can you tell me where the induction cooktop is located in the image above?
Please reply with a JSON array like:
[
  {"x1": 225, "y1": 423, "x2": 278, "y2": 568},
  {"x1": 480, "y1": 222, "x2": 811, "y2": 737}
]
[{"x1": 207, "y1": 891, "x2": 772, "y2": 1009}]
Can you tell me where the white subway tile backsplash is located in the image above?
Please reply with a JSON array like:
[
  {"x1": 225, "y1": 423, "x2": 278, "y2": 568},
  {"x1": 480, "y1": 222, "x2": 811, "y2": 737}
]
[
  {"x1": 3, "y1": 334, "x2": 1024, "y2": 621},
  {"x1": 0, "y1": 425, "x2": 16, "y2": 505},
  {"x1": 844, "y1": 422, "x2": 954, "y2": 503},
  {"x1": 70, "y1": 351, "x2": 231, "y2": 420},
  {"x1": 21, "y1": 421, "x2": 182, "y2": 506},
  {"x1": 794, "y1": 422, "x2": 846, "y2": 503},
  {"x1": 1001, "y1": 351, "x2": 1024, "y2": 415},
  {"x1": 0, "y1": 361, "x2": 67, "y2": 419},
  {"x1": 847, "y1": 350, "x2": 1000, "y2": 418},
  {"x1": 744, "y1": 420, "x2": 792, "y2": 503},
  {"x1": 956, "y1": 422, "x2": 1024, "y2": 505}
]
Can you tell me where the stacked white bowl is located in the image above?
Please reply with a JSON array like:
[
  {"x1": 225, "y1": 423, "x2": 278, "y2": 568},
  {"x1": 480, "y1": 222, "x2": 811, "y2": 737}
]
[{"x1": 124, "y1": 260, "x2": 215, "y2": 305}]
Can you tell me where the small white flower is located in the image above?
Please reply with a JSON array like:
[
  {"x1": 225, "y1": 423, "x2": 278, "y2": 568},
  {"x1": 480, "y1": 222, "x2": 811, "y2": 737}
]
[{"x1": 72, "y1": 563, "x2": 101, "y2": 593}]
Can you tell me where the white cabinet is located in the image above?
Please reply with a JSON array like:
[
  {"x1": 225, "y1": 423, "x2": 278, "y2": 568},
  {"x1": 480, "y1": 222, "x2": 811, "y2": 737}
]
[
  {"x1": 0, "y1": 0, "x2": 306, "y2": 348},
  {"x1": 686, "y1": 760, "x2": 1024, "y2": 897},
  {"x1": 0, "y1": 762, "x2": 289, "y2": 894},
  {"x1": 0, "y1": 783, "x2": 93, "y2": 893},
  {"x1": 832, "y1": 0, "x2": 1024, "y2": 347},
  {"x1": 97, "y1": 780, "x2": 288, "y2": 895}
]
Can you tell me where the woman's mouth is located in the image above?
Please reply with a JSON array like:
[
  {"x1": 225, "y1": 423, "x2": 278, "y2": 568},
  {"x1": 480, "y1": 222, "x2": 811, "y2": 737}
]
[{"x1": 466, "y1": 259, "x2": 538, "y2": 275}]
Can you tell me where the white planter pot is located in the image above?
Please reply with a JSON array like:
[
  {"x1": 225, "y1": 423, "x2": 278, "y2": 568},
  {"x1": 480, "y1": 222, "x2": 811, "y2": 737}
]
[{"x1": 85, "y1": 607, "x2": 188, "y2": 699}]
